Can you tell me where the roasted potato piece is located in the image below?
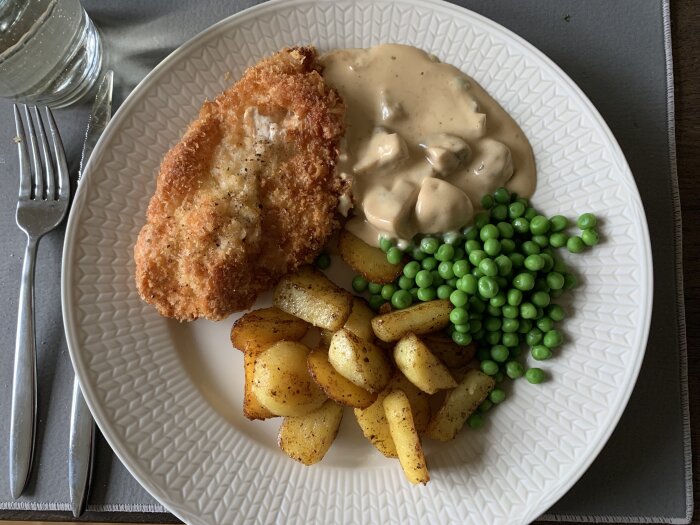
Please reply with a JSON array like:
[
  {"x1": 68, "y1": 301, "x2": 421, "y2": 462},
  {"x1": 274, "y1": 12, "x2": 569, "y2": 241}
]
[
  {"x1": 354, "y1": 372, "x2": 431, "y2": 457},
  {"x1": 231, "y1": 307, "x2": 309, "y2": 353},
  {"x1": 343, "y1": 297, "x2": 375, "y2": 341},
  {"x1": 278, "y1": 399, "x2": 344, "y2": 465},
  {"x1": 425, "y1": 369, "x2": 495, "y2": 442},
  {"x1": 377, "y1": 302, "x2": 394, "y2": 315},
  {"x1": 308, "y1": 347, "x2": 377, "y2": 408},
  {"x1": 421, "y1": 332, "x2": 477, "y2": 369},
  {"x1": 338, "y1": 230, "x2": 403, "y2": 284},
  {"x1": 243, "y1": 351, "x2": 276, "y2": 420},
  {"x1": 371, "y1": 300, "x2": 452, "y2": 342},
  {"x1": 394, "y1": 333, "x2": 457, "y2": 394},
  {"x1": 328, "y1": 328, "x2": 392, "y2": 393},
  {"x1": 252, "y1": 341, "x2": 327, "y2": 416},
  {"x1": 383, "y1": 390, "x2": 430, "y2": 485},
  {"x1": 273, "y1": 266, "x2": 352, "y2": 331}
]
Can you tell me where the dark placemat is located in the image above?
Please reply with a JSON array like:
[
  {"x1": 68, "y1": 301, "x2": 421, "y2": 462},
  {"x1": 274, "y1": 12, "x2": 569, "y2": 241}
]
[{"x1": 0, "y1": 0, "x2": 690, "y2": 522}]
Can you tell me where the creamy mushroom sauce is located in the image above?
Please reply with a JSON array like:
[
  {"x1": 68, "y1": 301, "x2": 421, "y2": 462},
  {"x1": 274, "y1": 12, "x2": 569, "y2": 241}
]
[{"x1": 319, "y1": 44, "x2": 536, "y2": 248}]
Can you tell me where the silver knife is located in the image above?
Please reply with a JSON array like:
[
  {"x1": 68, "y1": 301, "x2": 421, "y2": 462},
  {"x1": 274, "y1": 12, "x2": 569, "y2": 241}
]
[{"x1": 69, "y1": 69, "x2": 113, "y2": 517}]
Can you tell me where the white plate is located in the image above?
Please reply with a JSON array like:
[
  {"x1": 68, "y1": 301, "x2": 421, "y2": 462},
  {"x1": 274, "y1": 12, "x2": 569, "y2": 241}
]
[{"x1": 62, "y1": 1, "x2": 653, "y2": 523}]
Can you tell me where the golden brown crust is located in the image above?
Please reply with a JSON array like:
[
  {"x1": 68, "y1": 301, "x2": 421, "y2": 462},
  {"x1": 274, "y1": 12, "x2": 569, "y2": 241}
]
[{"x1": 134, "y1": 47, "x2": 347, "y2": 321}]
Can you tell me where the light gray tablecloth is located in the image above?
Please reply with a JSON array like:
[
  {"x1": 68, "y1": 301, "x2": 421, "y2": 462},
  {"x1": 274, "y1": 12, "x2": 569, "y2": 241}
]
[{"x1": 0, "y1": 0, "x2": 690, "y2": 522}]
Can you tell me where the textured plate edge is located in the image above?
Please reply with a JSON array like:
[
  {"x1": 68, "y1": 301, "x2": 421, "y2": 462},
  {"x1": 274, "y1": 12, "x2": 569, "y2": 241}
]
[{"x1": 60, "y1": 0, "x2": 655, "y2": 523}]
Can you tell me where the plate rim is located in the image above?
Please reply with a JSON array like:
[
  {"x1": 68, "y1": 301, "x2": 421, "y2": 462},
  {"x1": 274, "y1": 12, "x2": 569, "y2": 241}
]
[{"x1": 61, "y1": 0, "x2": 654, "y2": 522}]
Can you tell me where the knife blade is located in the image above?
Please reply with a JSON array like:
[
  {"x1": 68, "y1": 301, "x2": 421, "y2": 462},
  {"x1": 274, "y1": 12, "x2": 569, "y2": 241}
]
[{"x1": 69, "y1": 69, "x2": 113, "y2": 517}]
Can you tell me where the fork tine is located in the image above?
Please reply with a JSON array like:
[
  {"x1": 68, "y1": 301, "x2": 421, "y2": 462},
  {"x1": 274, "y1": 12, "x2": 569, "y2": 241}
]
[
  {"x1": 32, "y1": 107, "x2": 55, "y2": 201},
  {"x1": 23, "y1": 106, "x2": 43, "y2": 200},
  {"x1": 44, "y1": 107, "x2": 69, "y2": 200},
  {"x1": 13, "y1": 105, "x2": 31, "y2": 200}
]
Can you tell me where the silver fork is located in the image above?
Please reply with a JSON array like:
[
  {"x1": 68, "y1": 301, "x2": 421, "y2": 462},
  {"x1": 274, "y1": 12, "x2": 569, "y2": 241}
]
[{"x1": 9, "y1": 105, "x2": 70, "y2": 499}]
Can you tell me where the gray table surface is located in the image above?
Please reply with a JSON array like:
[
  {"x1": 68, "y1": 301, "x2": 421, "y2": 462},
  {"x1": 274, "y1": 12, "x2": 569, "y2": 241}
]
[{"x1": 0, "y1": 0, "x2": 691, "y2": 523}]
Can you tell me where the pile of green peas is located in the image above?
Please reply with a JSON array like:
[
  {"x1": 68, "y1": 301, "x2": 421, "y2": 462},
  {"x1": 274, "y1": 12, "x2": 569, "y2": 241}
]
[{"x1": 350, "y1": 187, "x2": 600, "y2": 426}]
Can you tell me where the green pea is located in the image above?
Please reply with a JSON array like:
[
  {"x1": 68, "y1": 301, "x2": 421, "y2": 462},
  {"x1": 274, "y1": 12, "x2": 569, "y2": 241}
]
[
  {"x1": 478, "y1": 276, "x2": 499, "y2": 298},
  {"x1": 544, "y1": 329, "x2": 564, "y2": 348},
  {"x1": 409, "y1": 287, "x2": 420, "y2": 301},
  {"x1": 458, "y1": 275, "x2": 478, "y2": 294},
  {"x1": 548, "y1": 304, "x2": 566, "y2": 322},
  {"x1": 369, "y1": 294, "x2": 385, "y2": 311},
  {"x1": 446, "y1": 278, "x2": 458, "y2": 288},
  {"x1": 479, "y1": 258, "x2": 498, "y2": 277},
  {"x1": 469, "y1": 296, "x2": 486, "y2": 313},
  {"x1": 368, "y1": 282, "x2": 382, "y2": 294},
  {"x1": 567, "y1": 236, "x2": 585, "y2": 253},
  {"x1": 453, "y1": 247, "x2": 466, "y2": 261},
  {"x1": 435, "y1": 244, "x2": 455, "y2": 262},
  {"x1": 497, "y1": 222, "x2": 514, "y2": 239},
  {"x1": 386, "y1": 247, "x2": 403, "y2": 265},
  {"x1": 380, "y1": 284, "x2": 396, "y2": 300},
  {"x1": 483, "y1": 238, "x2": 501, "y2": 256},
  {"x1": 493, "y1": 187, "x2": 510, "y2": 204},
  {"x1": 463, "y1": 227, "x2": 479, "y2": 240},
  {"x1": 391, "y1": 290, "x2": 412, "y2": 309},
  {"x1": 521, "y1": 241, "x2": 541, "y2": 255},
  {"x1": 403, "y1": 261, "x2": 421, "y2": 279},
  {"x1": 478, "y1": 399, "x2": 493, "y2": 412},
  {"x1": 417, "y1": 287, "x2": 437, "y2": 301},
  {"x1": 480, "y1": 224, "x2": 500, "y2": 241},
  {"x1": 450, "y1": 307, "x2": 469, "y2": 325},
  {"x1": 502, "y1": 318, "x2": 519, "y2": 333},
  {"x1": 352, "y1": 275, "x2": 368, "y2": 292},
  {"x1": 472, "y1": 267, "x2": 484, "y2": 279},
  {"x1": 524, "y1": 254, "x2": 544, "y2": 271},
  {"x1": 509, "y1": 252, "x2": 525, "y2": 268},
  {"x1": 524, "y1": 208, "x2": 538, "y2": 220},
  {"x1": 549, "y1": 215, "x2": 569, "y2": 232},
  {"x1": 484, "y1": 317, "x2": 502, "y2": 332},
  {"x1": 491, "y1": 345, "x2": 509, "y2": 362},
  {"x1": 577, "y1": 212, "x2": 597, "y2": 230},
  {"x1": 563, "y1": 273, "x2": 578, "y2": 290},
  {"x1": 469, "y1": 250, "x2": 488, "y2": 266},
  {"x1": 520, "y1": 302, "x2": 537, "y2": 319},
  {"x1": 473, "y1": 329, "x2": 486, "y2": 340},
  {"x1": 496, "y1": 276, "x2": 508, "y2": 289},
  {"x1": 582, "y1": 228, "x2": 599, "y2": 246},
  {"x1": 490, "y1": 388, "x2": 506, "y2": 404},
  {"x1": 453, "y1": 259, "x2": 470, "y2": 278},
  {"x1": 510, "y1": 345, "x2": 523, "y2": 358},
  {"x1": 552, "y1": 257, "x2": 568, "y2": 274},
  {"x1": 481, "y1": 194, "x2": 495, "y2": 209},
  {"x1": 502, "y1": 332, "x2": 520, "y2": 347},
  {"x1": 526, "y1": 328, "x2": 543, "y2": 346},
  {"x1": 422, "y1": 256, "x2": 438, "y2": 270},
  {"x1": 481, "y1": 360, "x2": 499, "y2": 376},
  {"x1": 420, "y1": 237, "x2": 439, "y2": 254},
  {"x1": 525, "y1": 367, "x2": 546, "y2": 384},
  {"x1": 490, "y1": 292, "x2": 507, "y2": 308},
  {"x1": 431, "y1": 270, "x2": 444, "y2": 287},
  {"x1": 437, "y1": 285, "x2": 453, "y2": 300},
  {"x1": 398, "y1": 275, "x2": 414, "y2": 290},
  {"x1": 533, "y1": 277, "x2": 550, "y2": 293},
  {"x1": 467, "y1": 413, "x2": 485, "y2": 429},
  {"x1": 315, "y1": 252, "x2": 331, "y2": 269},
  {"x1": 449, "y1": 289, "x2": 468, "y2": 308},
  {"x1": 532, "y1": 235, "x2": 549, "y2": 248},
  {"x1": 411, "y1": 247, "x2": 427, "y2": 261},
  {"x1": 470, "y1": 319, "x2": 482, "y2": 333},
  {"x1": 491, "y1": 204, "x2": 508, "y2": 221},
  {"x1": 549, "y1": 232, "x2": 569, "y2": 248},
  {"x1": 509, "y1": 201, "x2": 526, "y2": 219},
  {"x1": 452, "y1": 331, "x2": 473, "y2": 346},
  {"x1": 379, "y1": 237, "x2": 393, "y2": 253},
  {"x1": 532, "y1": 291, "x2": 551, "y2": 308},
  {"x1": 516, "y1": 197, "x2": 530, "y2": 208},
  {"x1": 494, "y1": 371, "x2": 505, "y2": 384},
  {"x1": 500, "y1": 238, "x2": 516, "y2": 254},
  {"x1": 485, "y1": 330, "x2": 502, "y2": 345},
  {"x1": 453, "y1": 323, "x2": 470, "y2": 333},
  {"x1": 486, "y1": 304, "x2": 502, "y2": 317},
  {"x1": 532, "y1": 345, "x2": 552, "y2": 360},
  {"x1": 502, "y1": 304, "x2": 519, "y2": 319},
  {"x1": 513, "y1": 273, "x2": 535, "y2": 291},
  {"x1": 507, "y1": 288, "x2": 523, "y2": 306},
  {"x1": 474, "y1": 212, "x2": 490, "y2": 229},
  {"x1": 513, "y1": 217, "x2": 530, "y2": 234},
  {"x1": 465, "y1": 240, "x2": 482, "y2": 254},
  {"x1": 546, "y1": 272, "x2": 565, "y2": 290},
  {"x1": 540, "y1": 253, "x2": 555, "y2": 272},
  {"x1": 494, "y1": 255, "x2": 512, "y2": 276},
  {"x1": 518, "y1": 319, "x2": 533, "y2": 334},
  {"x1": 506, "y1": 361, "x2": 524, "y2": 379},
  {"x1": 414, "y1": 270, "x2": 433, "y2": 289},
  {"x1": 537, "y1": 317, "x2": 554, "y2": 332}
]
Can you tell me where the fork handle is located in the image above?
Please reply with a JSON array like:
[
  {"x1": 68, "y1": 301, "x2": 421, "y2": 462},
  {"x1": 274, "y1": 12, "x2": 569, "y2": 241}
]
[{"x1": 10, "y1": 235, "x2": 39, "y2": 499}]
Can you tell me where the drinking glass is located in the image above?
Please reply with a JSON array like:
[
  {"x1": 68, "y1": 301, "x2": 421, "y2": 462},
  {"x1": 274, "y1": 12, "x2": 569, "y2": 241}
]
[{"x1": 0, "y1": 0, "x2": 103, "y2": 108}]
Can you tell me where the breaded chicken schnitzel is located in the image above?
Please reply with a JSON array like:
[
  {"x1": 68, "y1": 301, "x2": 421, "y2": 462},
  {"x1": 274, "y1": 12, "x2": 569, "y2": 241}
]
[{"x1": 134, "y1": 47, "x2": 347, "y2": 321}]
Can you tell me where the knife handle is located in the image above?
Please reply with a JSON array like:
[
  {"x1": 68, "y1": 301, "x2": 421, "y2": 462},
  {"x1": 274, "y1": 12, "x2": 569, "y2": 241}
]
[{"x1": 69, "y1": 378, "x2": 95, "y2": 517}]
